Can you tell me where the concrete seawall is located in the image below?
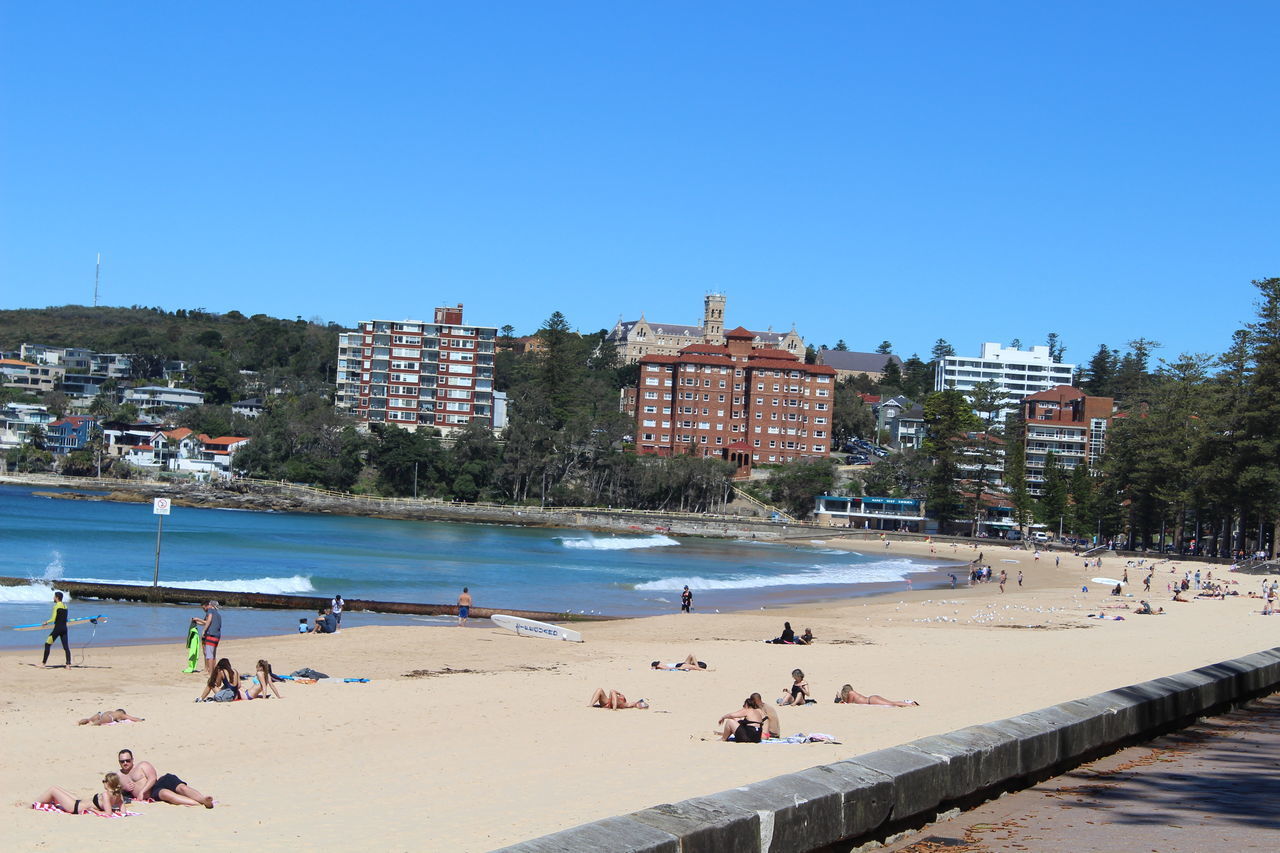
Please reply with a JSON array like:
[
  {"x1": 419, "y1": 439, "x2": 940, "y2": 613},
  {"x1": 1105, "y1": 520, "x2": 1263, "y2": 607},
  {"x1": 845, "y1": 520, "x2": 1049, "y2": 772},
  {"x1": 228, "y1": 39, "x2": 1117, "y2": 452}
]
[{"x1": 496, "y1": 646, "x2": 1280, "y2": 853}]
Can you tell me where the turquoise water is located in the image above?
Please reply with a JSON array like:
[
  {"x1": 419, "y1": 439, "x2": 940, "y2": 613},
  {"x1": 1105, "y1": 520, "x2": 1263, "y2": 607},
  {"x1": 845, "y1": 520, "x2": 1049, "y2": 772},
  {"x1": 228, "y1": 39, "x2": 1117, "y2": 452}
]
[{"x1": 0, "y1": 484, "x2": 955, "y2": 649}]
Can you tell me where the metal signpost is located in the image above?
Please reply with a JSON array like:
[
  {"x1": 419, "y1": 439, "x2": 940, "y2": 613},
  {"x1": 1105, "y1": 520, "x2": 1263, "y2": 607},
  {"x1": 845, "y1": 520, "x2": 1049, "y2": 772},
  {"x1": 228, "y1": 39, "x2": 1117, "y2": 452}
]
[{"x1": 152, "y1": 497, "x2": 171, "y2": 587}]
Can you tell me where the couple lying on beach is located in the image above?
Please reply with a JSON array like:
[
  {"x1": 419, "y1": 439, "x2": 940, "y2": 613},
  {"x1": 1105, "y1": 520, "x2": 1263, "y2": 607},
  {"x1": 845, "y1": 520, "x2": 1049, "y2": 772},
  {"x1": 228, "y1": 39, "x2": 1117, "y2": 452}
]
[
  {"x1": 777, "y1": 669, "x2": 918, "y2": 708},
  {"x1": 34, "y1": 748, "x2": 214, "y2": 813},
  {"x1": 197, "y1": 658, "x2": 284, "y2": 702}
]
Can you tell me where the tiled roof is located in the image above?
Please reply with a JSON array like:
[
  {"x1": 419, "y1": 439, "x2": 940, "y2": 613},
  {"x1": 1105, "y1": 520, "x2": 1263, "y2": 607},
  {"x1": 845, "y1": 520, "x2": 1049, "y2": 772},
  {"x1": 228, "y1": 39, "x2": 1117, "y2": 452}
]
[{"x1": 817, "y1": 351, "x2": 903, "y2": 373}]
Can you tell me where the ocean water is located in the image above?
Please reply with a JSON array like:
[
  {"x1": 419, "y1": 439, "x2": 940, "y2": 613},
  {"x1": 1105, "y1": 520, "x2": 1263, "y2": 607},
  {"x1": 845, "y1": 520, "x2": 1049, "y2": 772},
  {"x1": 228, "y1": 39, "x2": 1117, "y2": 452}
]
[{"x1": 0, "y1": 484, "x2": 958, "y2": 649}]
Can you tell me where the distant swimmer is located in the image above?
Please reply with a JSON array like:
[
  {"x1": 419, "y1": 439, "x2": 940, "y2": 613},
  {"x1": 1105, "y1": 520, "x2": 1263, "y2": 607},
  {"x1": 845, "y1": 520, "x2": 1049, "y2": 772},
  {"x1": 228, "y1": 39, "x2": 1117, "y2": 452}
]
[
  {"x1": 40, "y1": 590, "x2": 71, "y2": 668},
  {"x1": 457, "y1": 587, "x2": 472, "y2": 626}
]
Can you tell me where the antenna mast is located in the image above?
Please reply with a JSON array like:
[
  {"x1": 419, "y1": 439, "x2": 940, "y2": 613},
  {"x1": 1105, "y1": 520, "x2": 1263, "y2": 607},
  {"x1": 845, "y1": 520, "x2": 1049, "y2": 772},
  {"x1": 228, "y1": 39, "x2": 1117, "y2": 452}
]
[{"x1": 94, "y1": 253, "x2": 101, "y2": 307}]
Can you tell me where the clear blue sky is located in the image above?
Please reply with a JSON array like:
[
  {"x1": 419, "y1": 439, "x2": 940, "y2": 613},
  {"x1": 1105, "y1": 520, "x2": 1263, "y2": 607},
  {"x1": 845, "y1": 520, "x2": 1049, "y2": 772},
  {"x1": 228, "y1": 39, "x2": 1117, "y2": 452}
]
[{"x1": 2, "y1": 2, "x2": 1276, "y2": 367}]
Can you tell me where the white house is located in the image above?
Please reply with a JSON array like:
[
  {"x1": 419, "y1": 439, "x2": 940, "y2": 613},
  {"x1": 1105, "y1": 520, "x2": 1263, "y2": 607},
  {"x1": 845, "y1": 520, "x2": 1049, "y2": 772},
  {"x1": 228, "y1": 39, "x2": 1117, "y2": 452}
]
[{"x1": 122, "y1": 386, "x2": 205, "y2": 413}]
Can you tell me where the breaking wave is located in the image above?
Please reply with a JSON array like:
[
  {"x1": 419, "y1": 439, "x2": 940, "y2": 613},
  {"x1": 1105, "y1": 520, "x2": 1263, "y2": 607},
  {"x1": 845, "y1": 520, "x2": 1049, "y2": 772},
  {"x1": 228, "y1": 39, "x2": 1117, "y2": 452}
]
[
  {"x1": 44, "y1": 575, "x2": 317, "y2": 595},
  {"x1": 558, "y1": 535, "x2": 679, "y2": 551},
  {"x1": 634, "y1": 560, "x2": 934, "y2": 591}
]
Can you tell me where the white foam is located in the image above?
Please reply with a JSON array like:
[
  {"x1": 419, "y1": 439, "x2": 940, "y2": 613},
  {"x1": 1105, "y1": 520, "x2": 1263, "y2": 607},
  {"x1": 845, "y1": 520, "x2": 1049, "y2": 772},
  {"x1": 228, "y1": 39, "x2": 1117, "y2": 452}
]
[
  {"x1": 0, "y1": 582, "x2": 64, "y2": 603},
  {"x1": 558, "y1": 535, "x2": 679, "y2": 551},
  {"x1": 635, "y1": 559, "x2": 936, "y2": 591},
  {"x1": 55, "y1": 575, "x2": 317, "y2": 595}
]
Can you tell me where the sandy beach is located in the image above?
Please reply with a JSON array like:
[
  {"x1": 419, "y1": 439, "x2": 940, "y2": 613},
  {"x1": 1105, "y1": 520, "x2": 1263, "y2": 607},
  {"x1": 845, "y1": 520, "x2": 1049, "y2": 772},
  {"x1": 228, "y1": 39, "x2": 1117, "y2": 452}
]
[{"x1": 4, "y1": 535, "x2": 1276, "y2": 852}]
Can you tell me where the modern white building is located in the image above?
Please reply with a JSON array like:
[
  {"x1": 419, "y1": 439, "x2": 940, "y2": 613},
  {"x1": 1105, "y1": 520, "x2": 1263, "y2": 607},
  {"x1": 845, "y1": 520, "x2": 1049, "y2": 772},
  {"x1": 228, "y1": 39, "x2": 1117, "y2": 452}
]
[
  {"x1": 935, "y1": 342, "x2": 1075, "y2": 419},
  {"x1": 122, "y1": 386, "x2": 206, "y2": 412}
]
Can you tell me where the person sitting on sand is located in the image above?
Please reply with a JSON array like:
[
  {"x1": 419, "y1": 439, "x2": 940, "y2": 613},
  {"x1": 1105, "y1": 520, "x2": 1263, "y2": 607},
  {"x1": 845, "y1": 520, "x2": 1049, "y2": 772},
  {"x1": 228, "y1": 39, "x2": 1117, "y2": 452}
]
[
  {"x1": 1172, "y1": 589, "x2": 1189, "y2": 602},
  {"x1": 1133, "y1": 600, "x2": 1165, "y2": 615},
  {"x1": 244, "y1": 659, "x2": 284, "y2": 699},
  {"x1": 34, "y1": 771, "x2": 124, "y2": 815},
  {"x1": 198, "y1": 658, "x2": 241, "y2": 702},
  {"x1": 750, "y1": 692, "x2": 780, "y2": 739},
  {"x1": 798, "y1": 628, "x2": 816, "y2": 645},
  {"x1": 651, "y1": 653, "x2": 707, "y2": 671},
  {"x1": 717, "y1": 695, "x2": 766, "y2": 742},
  {"x1": 78, "y1": 708, "x2": 145, "y2": 726},
  {"x1": 834, "y1": 683, "x2": 919, "y2": 707},
  {"x1": 310, "y1": 606, "x2": 337, "y2": 634},
  {"x1": 588, "y1": 688, "x2": 648, "y2": 709},
  {"x1": 115, "y1": 749, "x2": 214, "y2": 807},
  {"x1": 770, "y1": 622, "x2": 797, "y2": 644},
  {"x1": 778, "y1": 668, "x2": 811, "y2": 706}
]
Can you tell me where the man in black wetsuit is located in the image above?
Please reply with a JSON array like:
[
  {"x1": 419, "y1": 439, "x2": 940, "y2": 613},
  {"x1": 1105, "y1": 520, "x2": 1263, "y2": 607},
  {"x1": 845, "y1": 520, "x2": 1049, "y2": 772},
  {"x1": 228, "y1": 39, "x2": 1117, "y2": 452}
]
[{"x1": 41, "y1": 590, "x2": 71, "y2": 668}]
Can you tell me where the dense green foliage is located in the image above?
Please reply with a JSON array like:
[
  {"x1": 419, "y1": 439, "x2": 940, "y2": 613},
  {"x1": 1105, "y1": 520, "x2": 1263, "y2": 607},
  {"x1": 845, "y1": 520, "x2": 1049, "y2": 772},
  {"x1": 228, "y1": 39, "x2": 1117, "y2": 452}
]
[{"x1": 0, "y1": 305, "x2": 340, "y2": 402}]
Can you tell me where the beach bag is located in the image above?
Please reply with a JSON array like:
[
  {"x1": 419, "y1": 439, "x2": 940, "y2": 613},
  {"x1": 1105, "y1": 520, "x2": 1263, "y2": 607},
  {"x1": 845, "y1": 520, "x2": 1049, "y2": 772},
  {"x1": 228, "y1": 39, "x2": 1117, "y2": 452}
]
[{"x1": 213, "y1": 688, "x2": 237, "y2": 702}]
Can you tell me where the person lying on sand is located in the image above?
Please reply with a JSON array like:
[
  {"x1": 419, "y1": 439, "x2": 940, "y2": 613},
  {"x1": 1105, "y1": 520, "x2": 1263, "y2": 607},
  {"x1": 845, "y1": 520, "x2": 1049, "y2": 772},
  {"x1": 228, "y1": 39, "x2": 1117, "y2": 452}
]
[
  {"x1": 1133, "y1": 600, "x2": 1165, "y2": 615},
  {"x1": 34, "y1": 772, "x2": 124, "y2": 815},
  {"x1": 650, "y1": 654, "x2": 707, "y2": 671},
  {"x1": 777, "y1": 668, "x2": 811, "y2": 706},
  {"x1": 78, "y1": 709, "x2": 145, "y2": 726},
  {"x1": 115, "y1": 749, "x2": 214, "y2": 807},
  {"x1": 588, "y1": 688, "x2": 648, "y2": 709},
  {"x1": 717, "y1": 695, "x2": 766, "y2": 742},
  {"x1": 834, "y1": 684, "x2": 919, "y2": 707}
]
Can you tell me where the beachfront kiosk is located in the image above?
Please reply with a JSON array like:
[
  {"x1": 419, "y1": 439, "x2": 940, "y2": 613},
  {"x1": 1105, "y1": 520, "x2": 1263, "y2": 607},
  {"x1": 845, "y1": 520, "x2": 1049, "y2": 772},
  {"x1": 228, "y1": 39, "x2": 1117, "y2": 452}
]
[{"x1": 813, "y1": 495, "x2": 926, "y2": 532}]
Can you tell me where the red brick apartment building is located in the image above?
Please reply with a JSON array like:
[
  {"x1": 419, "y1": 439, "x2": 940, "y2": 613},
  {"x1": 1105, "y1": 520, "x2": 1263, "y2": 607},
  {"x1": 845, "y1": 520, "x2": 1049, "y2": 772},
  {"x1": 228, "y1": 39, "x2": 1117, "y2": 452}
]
[
  {"x1": 336, "y1": 304, "x2": 497, "y2": 433},
  {"x1": 634, "y1": 326, "x2": 835, "y2": 466},
  {"x1": 1021, "y1": 385, "x2": 1114, "y2": 495}
]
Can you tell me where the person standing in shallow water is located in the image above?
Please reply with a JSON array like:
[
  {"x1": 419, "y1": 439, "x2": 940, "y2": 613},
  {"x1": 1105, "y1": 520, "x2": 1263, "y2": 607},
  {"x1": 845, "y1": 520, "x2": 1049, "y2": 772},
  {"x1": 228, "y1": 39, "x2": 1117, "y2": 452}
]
[{"x1": 681, "y1": 585, "x2": 692, "y2": 613}]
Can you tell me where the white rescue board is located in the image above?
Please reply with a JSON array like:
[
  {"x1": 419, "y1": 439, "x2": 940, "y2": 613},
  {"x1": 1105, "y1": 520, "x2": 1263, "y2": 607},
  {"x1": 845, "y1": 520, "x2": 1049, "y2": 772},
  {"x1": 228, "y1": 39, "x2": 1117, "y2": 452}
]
[{"x1": 491, "y1": 613, "x2": 583, "y2": 643}]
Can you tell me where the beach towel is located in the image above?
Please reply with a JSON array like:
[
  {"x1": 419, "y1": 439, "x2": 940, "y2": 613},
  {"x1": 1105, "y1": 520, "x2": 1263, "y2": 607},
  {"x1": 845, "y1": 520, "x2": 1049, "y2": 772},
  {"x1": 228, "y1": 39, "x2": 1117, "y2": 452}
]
[
  {"x1": 762, "y1": 733, "x2": 841, "y2": 744},
  {"x1": 31, "y1": 802, "x2": 141, "y2": 818}
]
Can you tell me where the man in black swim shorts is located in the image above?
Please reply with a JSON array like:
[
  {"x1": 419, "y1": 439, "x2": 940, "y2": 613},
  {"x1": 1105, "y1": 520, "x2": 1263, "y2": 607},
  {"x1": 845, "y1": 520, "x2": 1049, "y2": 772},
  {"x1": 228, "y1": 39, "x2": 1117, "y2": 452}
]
[{"x1": 116, "y1": 749, "x2": 215, "y2": 808}]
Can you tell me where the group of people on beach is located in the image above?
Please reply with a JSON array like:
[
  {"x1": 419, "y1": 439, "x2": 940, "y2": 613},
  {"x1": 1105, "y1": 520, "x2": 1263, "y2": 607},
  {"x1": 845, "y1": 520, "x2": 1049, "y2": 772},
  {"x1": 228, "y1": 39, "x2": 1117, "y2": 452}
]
[{"x1": 36, "y1": 749, "x2": 214, "y2": 814}]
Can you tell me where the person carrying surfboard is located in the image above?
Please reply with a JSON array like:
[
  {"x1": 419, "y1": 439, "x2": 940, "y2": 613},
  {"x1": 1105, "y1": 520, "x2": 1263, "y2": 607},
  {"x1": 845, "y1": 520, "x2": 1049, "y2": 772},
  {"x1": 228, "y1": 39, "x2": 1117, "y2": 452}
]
[{"x1": 40, "y1": 591, "x2": 71, "y2": 668}]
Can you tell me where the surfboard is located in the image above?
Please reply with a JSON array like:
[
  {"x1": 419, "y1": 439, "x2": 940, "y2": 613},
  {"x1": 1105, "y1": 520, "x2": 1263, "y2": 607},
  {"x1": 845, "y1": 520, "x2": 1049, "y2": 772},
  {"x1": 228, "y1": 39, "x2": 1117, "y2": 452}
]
[
  {"x1": 12, "y1": 616, "x2": 108, "y2": 631},
  {"x1": 1092, "y1": 577, "x2": 1124, "y2": 586},
  {"x1": 491, "y1": 613, "x2": 583, "y2": 643}
]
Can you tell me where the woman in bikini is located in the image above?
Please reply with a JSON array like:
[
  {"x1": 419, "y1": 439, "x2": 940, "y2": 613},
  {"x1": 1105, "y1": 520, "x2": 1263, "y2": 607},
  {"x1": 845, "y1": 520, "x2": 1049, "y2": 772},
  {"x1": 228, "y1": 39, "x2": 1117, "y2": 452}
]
[
  {"x1": 834, "y1": 683, "x2": 919, "y2": 707},
  {"x1": 35, "y1": 772, "x2": 124, "y2": 815},
  {"x1": 588, "y1": 688, "x2": 648, "y2": 709},
  {"x1": 717, "y1": 695, "x2": 766, "y2": 742},
  {"x1": 77, "y1": 708, "x2": 145, "y2": 726},
  {"x1": 198, "y1": 658, "x2": 242, "y2": 701},
  {"x1": 245, "y1": 659, "x2": 284, "y2": 699}
]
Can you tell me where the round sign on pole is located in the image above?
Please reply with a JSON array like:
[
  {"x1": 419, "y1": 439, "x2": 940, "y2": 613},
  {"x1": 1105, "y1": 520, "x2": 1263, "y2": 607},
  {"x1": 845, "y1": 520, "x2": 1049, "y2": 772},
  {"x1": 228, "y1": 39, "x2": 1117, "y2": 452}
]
[{"x1": 152, "y1": 497, "x2": 171, "y2": 515}]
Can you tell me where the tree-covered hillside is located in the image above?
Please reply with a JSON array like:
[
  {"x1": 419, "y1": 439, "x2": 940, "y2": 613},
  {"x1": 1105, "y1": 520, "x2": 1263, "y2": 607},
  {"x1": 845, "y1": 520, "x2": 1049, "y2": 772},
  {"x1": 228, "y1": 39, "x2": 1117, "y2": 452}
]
[{"x1": 0, "y1": 305, "x2": 342, "y2": 402}]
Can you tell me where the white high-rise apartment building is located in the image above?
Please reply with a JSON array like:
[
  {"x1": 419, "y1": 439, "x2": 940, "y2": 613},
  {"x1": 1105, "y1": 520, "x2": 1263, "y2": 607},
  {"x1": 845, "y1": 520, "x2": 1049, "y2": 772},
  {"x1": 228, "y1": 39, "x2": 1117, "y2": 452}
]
[
  {"x1": 935, "y1": 342, "x2": 1075, "y2": 418},
  {"x1": 336, "y1": 304, "x2": 497, "y2": 433}
]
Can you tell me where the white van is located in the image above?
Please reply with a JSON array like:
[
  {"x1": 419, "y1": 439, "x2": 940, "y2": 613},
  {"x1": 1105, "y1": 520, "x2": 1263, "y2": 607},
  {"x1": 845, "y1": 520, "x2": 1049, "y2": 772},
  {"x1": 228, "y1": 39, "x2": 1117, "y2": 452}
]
[{"x1": 1032, "y1": 532, "x2": 1050, "y2": 542}]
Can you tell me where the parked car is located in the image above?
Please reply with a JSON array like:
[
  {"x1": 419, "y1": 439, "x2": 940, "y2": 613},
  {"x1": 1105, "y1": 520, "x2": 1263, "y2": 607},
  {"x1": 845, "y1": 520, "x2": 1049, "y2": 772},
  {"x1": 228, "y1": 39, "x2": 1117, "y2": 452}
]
[{"x1": 1033, "y1": 532, "x2": 1050, "y2": 542}]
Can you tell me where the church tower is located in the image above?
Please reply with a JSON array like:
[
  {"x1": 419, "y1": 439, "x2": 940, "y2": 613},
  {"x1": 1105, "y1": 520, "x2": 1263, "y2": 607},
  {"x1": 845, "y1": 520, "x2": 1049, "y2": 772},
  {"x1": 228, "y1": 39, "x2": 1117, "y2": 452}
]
[{"x1": 703, "y1": 292, "x2": 726, "y2": 345}]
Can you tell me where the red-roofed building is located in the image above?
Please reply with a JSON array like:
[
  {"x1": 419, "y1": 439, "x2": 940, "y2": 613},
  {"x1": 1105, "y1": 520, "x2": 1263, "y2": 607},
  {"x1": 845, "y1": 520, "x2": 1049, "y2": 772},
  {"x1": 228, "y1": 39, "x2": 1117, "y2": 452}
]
[
  {"x1": 634, "y1": 326, "x2": 835, "y2": 467},
  {"x1": 1021, "y1": 385, "x2": 1114, "y2": 495}
]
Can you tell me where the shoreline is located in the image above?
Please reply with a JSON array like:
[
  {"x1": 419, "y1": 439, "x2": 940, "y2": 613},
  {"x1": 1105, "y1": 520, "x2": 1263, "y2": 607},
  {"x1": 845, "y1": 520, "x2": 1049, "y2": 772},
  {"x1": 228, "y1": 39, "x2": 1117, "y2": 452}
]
[{"x1": 6, "y1": 532, "x2": 1276, "y2": 851}]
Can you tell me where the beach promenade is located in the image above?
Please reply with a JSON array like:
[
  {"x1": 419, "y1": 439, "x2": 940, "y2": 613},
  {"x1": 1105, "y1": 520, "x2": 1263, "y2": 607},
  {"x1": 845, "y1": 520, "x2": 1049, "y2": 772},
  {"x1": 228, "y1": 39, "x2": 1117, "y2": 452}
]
[
  {"x1": 3, "y1": 536, "x2": 1276, "y2": 851},
  {"x1": 883, "y1": 694, "x2": 1280, "y2": 852}
]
